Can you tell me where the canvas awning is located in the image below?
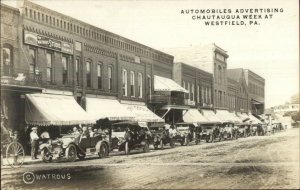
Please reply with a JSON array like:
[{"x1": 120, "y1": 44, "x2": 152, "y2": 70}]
[
  {"x1": 202, "y1": 110, "x2": 222, "y2": 123},
  {"x1": 249, "y1": 114, "x2": 262, "y2": 124},
  {"x1": 154, "y1": 75, "x2": 188, "y2": 93},
  {"x1": 25, "y1": 94, "x2": 96, "y2": 126},
  {"x1": 216, "y1": 110, "x2": 241, "y2": 123},
  {"x1": 123, "y1": 103, "x2": 164, "y2": 122},
  {"x1": 85, "y1": 97, "x2": 134, "y2": 121},
  {"x1": 237, "y1": 112, "x2": 250, "y2": 122},
  {"x1": 229, "y1": 112, "x2": 243, "y2": 124},
  {"x1": 183, "y1": 109, "x2": 210, "y2": 123}
]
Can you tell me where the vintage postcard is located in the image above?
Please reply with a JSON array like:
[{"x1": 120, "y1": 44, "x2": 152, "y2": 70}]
[{"x1": 1, "y1": 0, "x2": 299, "y2": 189}]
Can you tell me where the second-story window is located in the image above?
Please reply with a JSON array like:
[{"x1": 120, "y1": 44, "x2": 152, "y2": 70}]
[
  {"x1": 122, "y1": 69, "x2": 127, "y2": 96},
  {"x1": 138, "y1": 73, "x2": 143, "y2": 98},
  {"x1": 86, "y1": 61, "x2": 91, "y2": 88},
  {"x1": 108, "y1": 66, "x2": 112, "y2": 90},
  {"x1": 75, "y1": 58, "x2": 80, "y2": 86},
  {"x1": 97, "y1": 63, "x2": 102, "y2": 89},
  {"x1": 147, "y1": 75, "x2": 151, "y2": 97},
  {"x1": 191, "y1": 83, "x2": 195, "y2": 101},
  {"x1": 197, "y1": 85, "x2": 200, "y2": 103},
  {"x1": 29, "y1": 48, "x2": 36, "y2": 75},
  {"x1": 187, "y1": 82, "x2": 190, "y2": 100},
  {"x1": 46, "y1": 52, "x2": 53, "y2": 83},
  {"x1": 62, "y1": 55, "x2": 68, "y2": 85},
  {"x1": 130, "y1": 71, "x2": 135, "y2": 97}
]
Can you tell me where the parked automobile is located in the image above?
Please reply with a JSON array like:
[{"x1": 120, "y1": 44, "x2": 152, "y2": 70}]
[
  {"x1": 237, "y1": 124, "x2": 248, "y2": 137},
  {"x1": 148, "y1": 123, "x2": 175, "y2": 149},
  {"x1": 110, "y1": 121, "x2": 151, "y2": 155},
  {"x1": 220, "y1": 122, "x2": 238, "y2": 140},
  {"x1": 173, "y1": 123, "x2": 200, "y2": 146},
  {"x1": 201, "y1": 123, "x2": 222, "y2": 143},
  {"x1": 39, "y1": 130, "x2": 110, "y2": 162}
]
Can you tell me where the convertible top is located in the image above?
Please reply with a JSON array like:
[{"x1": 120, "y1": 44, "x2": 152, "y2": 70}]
[{"x1": 112, "y1": 121, "x2": 149, "y2": 128}]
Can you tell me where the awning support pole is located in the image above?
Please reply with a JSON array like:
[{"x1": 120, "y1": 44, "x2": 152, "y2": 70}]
[{"x1": 162, "y1": 108, "x2": 171, "y2": 119}]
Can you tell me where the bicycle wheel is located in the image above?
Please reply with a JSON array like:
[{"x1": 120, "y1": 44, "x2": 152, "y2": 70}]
[{"x1": 6, "y1": 142, "x2": 25, "y2": 168}]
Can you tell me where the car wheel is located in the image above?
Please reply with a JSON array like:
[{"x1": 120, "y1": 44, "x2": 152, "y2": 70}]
[
  {"x1": 195, "y1": 138, "x2": 199, "y2": 145},
  {"x1": 98, "y1": 143, "x2": 108, "y2": 158},
  {"x1": 125, "y1": 142, "x2": 130, "y2": 155},
  {"x1": 143, "y1": 141, "x2": 150, "y2": 153},
  {"x1": 154, "y1": 144, "x2": 158, "y2": 150},
  {"x1": 160, "y1": 139, "x2": 164, "y2": 150},
  {"x1": 65, "y1": 144, "x2": 77, "y2": 162},
  {"x1": 41, "y1": 149, "x2": 52, "y2": 163}
]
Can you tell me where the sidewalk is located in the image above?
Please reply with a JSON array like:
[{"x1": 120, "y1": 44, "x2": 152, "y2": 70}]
[{"x1": 1, "y1": 155, "x2": 43, "y2": 168}]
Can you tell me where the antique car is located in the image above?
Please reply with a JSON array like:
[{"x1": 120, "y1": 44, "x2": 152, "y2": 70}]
[
  {"x1": 110, "y1": 121, "x2": 151, "y2": 155},
  {"x1": 201, "y1": 123, "x2": 221, "y2": 143},
  {"x1": 220, "y1": 122, "x2": 238, "y2": 140},
  {"x1": 148, "y1": 123, "x2": 175, "y2": 149},
  {"x1": 39, "y1": 130, "x2": 110, "y2": 162},
  {"x1": 237, "y1": 124, "x2": 249, "y2": 138},
  {"x1": 173, "y1": 123, "x2": 201, "y2": 146}
]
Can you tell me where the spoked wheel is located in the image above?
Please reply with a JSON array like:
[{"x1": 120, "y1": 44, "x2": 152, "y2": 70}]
[
  {"x1": 98, "y1": 143, "x2": 108, "y2": 158},
  {"x1": 41, "y1": 149, "x2": 53, "y2": 163},
  {"x1": 125, "y1": 142, "x2": 130, "y2": 155},
  {"x1": 160, "y1": 139, "x2": 164, "y2": 150},
  {"x1": 65, "y1": 144, "x2": 77, "y2": 162},
  {"x1": 6, "y1": 142, "x2": 25, "y2": 168}
]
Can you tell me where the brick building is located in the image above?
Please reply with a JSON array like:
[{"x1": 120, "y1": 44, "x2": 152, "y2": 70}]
[
  {"x1": 244, "y1": 69, "x2": 265, "y2": 115},
  {"x1": 164, "y1": 43, "x2": 229, "y2": 110},
  {"x1": 1, "y1": 0, "x2": 178, "y2": 151},
  {"x1": 227, "y1": 69, "x2": 249, "y2": 113}
]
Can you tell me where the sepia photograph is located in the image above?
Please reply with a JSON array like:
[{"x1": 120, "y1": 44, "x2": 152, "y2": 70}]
[{"x1": 1, "y1": 0, "x2": 299, "y2": 189}]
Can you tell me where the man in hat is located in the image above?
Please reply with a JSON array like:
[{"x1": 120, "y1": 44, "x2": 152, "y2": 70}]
[{"x1": 30, "y1": 127, "x2": 39, "y2": 160}]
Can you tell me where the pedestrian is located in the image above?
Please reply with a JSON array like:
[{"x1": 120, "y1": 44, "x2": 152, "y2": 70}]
[{"x1": 30, "y1": 127, "x2": 39, "y2": 160}]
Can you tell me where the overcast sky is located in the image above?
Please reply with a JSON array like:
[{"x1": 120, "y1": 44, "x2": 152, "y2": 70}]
[{"x1": 3, "y1": 0, "x2": 299, "y2": 108}]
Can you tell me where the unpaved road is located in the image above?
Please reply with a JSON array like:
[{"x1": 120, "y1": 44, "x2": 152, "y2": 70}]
[{"x1": 1, "y1": 128, "x2": 299, "y2": 189}]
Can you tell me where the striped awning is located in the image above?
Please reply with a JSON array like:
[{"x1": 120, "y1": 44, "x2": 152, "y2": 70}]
[{"x1": 25, "y1": 94, "x2": 96, "y2": 126}]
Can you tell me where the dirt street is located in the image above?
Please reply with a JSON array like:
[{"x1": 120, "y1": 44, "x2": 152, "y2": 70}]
[{"x1": 1, "y1": 128, "x2": 299, "y2": 189}]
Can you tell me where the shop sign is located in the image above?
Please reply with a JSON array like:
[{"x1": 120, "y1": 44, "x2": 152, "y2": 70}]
[{"x1": 24, "y1": 30, "x2": 73, "y2": 54}]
